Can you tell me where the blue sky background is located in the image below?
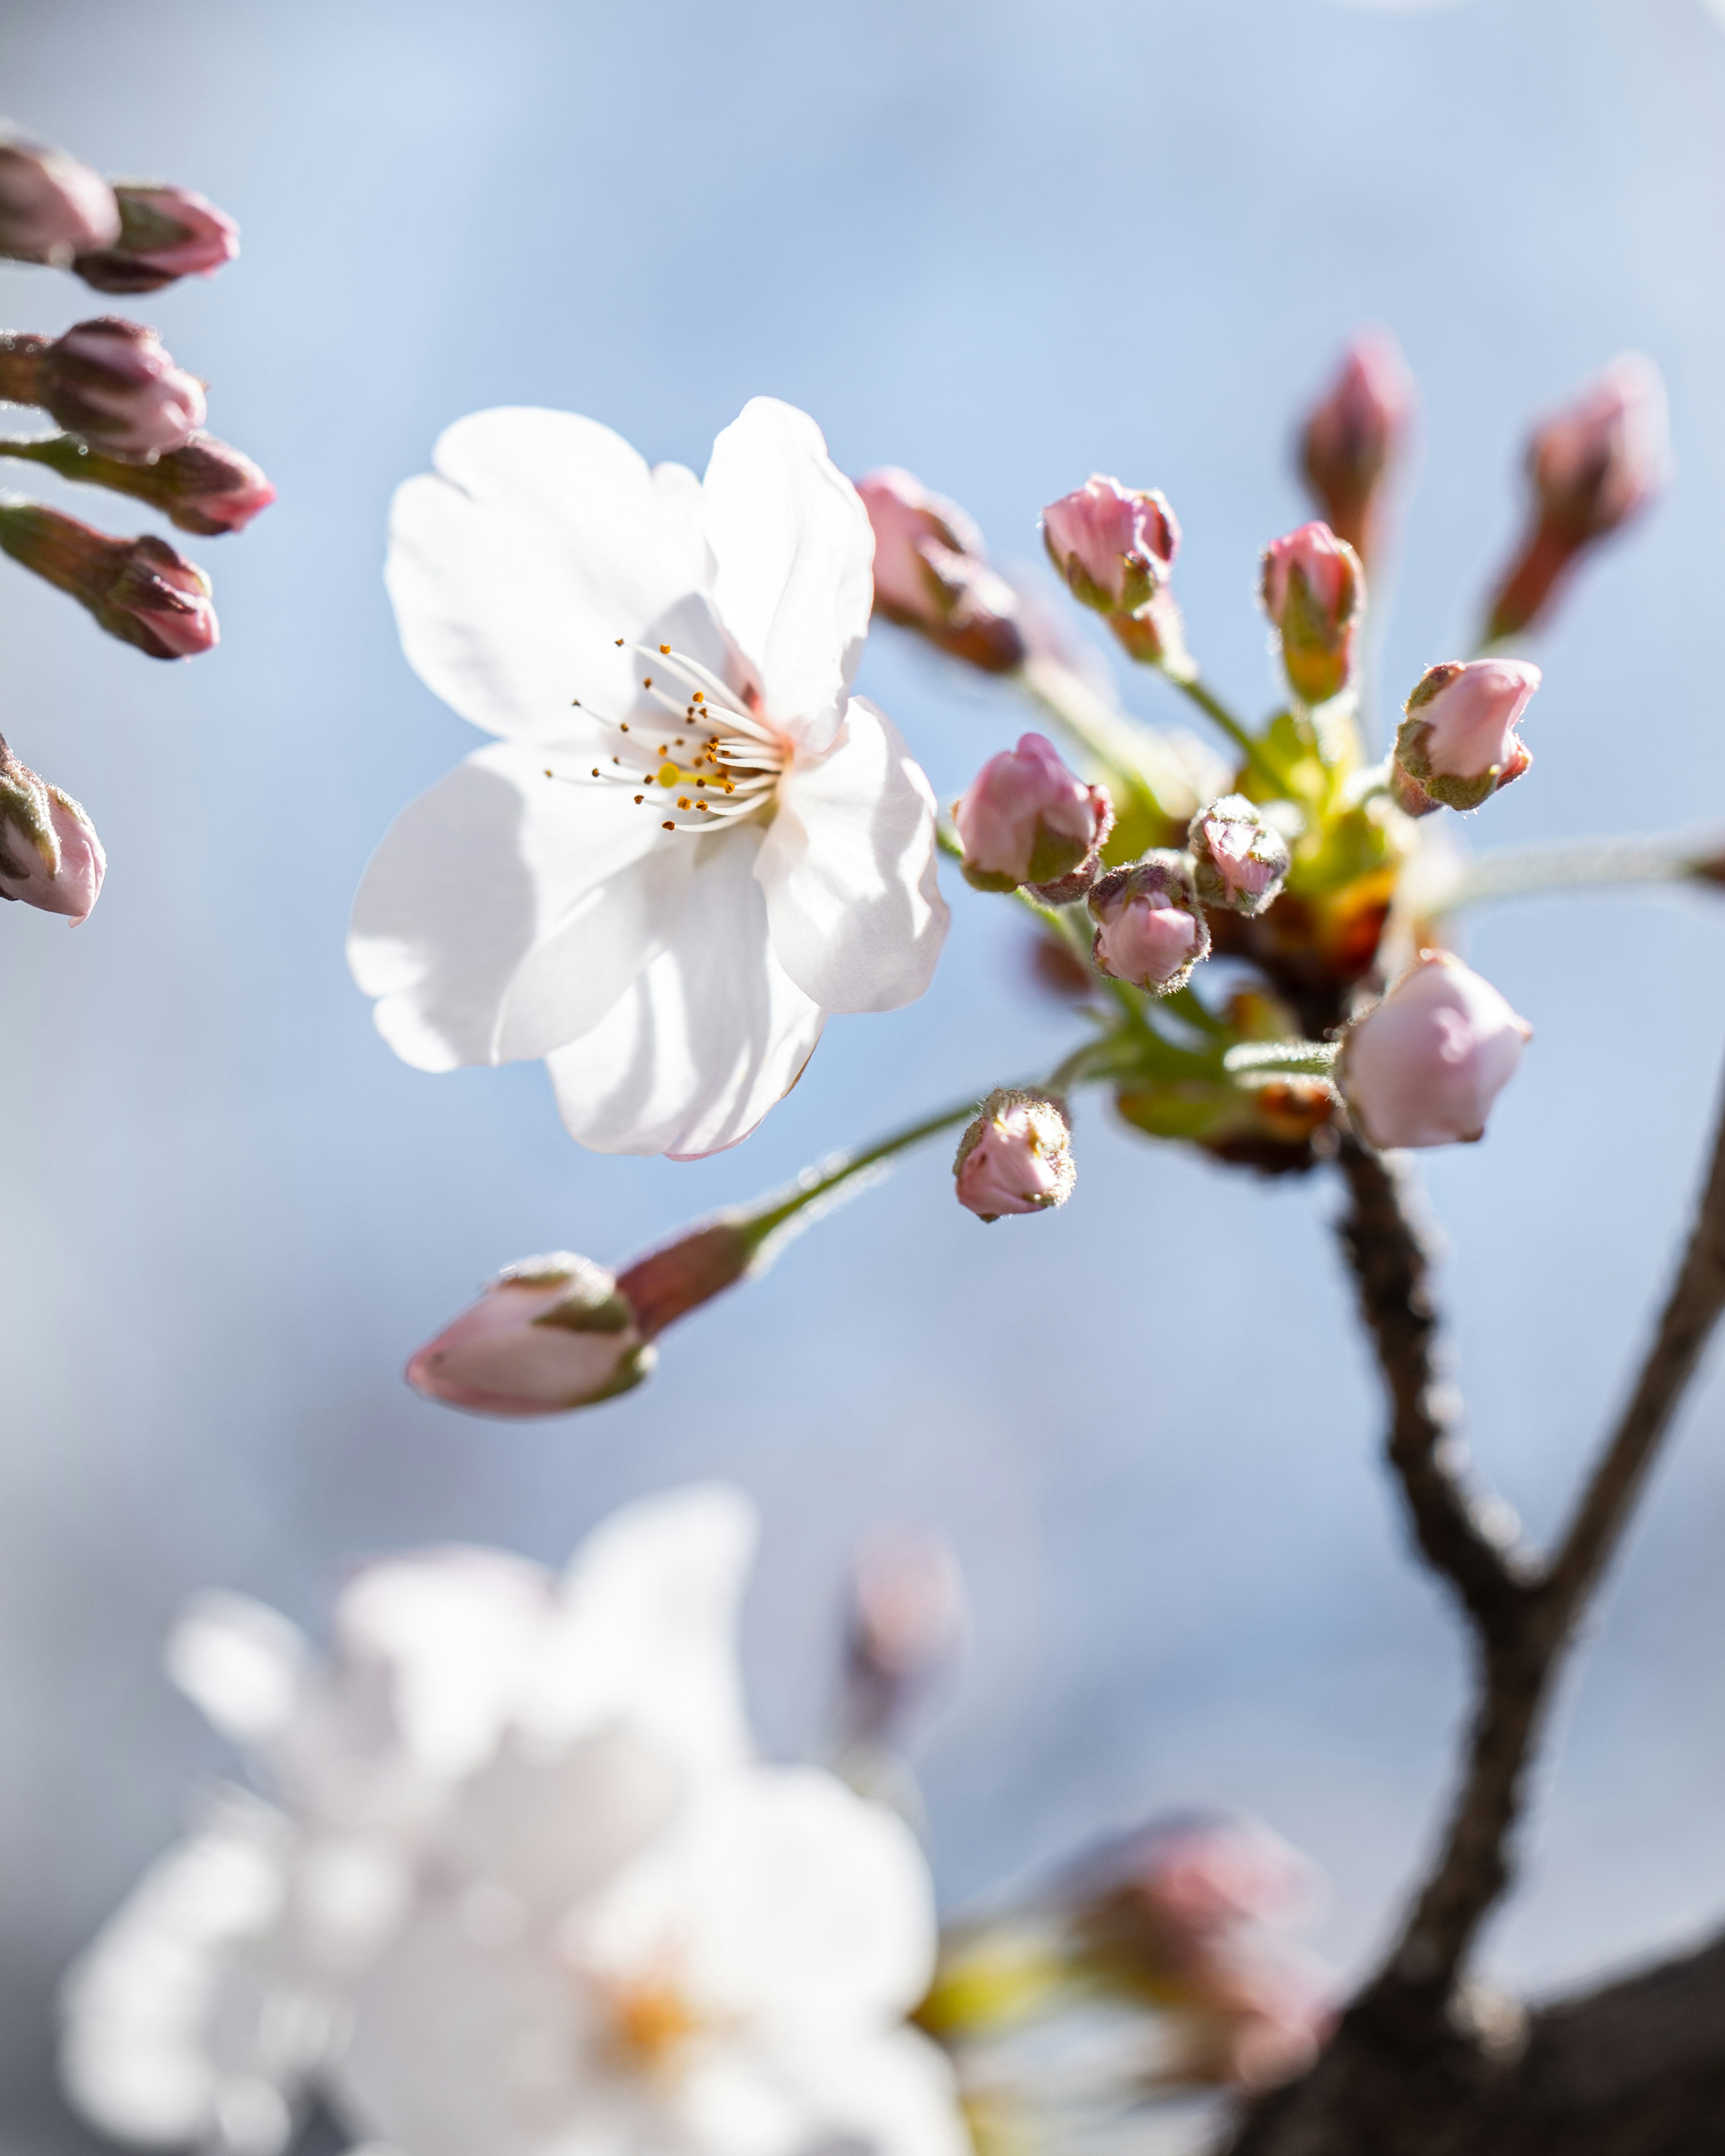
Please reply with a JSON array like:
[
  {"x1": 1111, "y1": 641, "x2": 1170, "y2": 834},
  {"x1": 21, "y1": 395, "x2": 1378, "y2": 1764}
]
[{"x1": 8, "y1": 0, "x2": 1725, "y2": 2142}]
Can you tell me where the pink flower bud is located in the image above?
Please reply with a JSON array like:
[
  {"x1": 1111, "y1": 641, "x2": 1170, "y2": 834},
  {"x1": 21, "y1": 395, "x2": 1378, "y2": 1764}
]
[
  {"x1": 19, "y1": 430, "x2": 276, "y2": 536},
  {"x1": 1298, "y1": 330, "x2": 1415, "y2": 560},
  {"x1": 407, "y1": 1253, "x2": 653, "y2": 1417},
  {"x1": 1392, "y1": 659, "x2": 1540, "y2": 816},
  {"x1": 1188, "y1": 794, "x2": 1291, "y2": 916},
  {"x1": 1042, "y1": 474, "x2": 1179, "y2": 617},
  {"x1": 953, "y1": 1089, "x2": 1076, "y2": 1223},
  {"x1": 1260, "y1": 521, "x2": 1363, "y2": 707},
  {"x1": 0, "y1": 132, "x2": 119, "y2": 265},
  {"x1": 11, "y1": 317, "x2": 207, "y2": 461},
  {"x1": 855, "y1": 466, "x2": 1026, "y2": 673},
  {"x1": 0, "y1": 738, "x2": 104, "y2": 924},
  {"x1": 1485, "y1": 355, "x2": 1671, "y2": 641},
  {"x1": 1339, "y1": 950, "x2": 1531, "y2": 1149},
  {"x1": 0, "y1": 504, "x2": 219, "y2": 660},
  {"x1": 841, "y1": 1526, "x2": 967, "y2": 1747},
  {"x1": 1088, "y1": 852, "x2": 1210, "y2": 995},
  {"x1": 74, "y1": 183, "x2": 239, "y2": 295},
  {"x1": 952, "y1": 732, "x2": 1113, "y2": 899}
]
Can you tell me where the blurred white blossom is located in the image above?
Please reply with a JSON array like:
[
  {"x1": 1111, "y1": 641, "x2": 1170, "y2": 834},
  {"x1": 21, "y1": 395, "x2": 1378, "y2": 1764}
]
[{"x1": 61, "y1": 1487, "x2": 967, "y2": 2156}]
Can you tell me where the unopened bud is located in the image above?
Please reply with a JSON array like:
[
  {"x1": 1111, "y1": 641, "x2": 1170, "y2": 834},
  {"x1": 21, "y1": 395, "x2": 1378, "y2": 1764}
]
[
  {"x1": 1188, "y1": 795, "x2": 1291, "y2": 916},
  {"x1": 0, "y1": 737, "x2": 104, "y2": 924},
  {"x1": 1260, "y1": 522, "x2": 1362, "y2": 707},
  {"x1": 1338, "y1": 950, "x2": 1530, "y2": 1149},
  {"x1": 407, "y1": 1253, "x2": 653, "y2": 1416},
  {"x1": 1485, "y1": 355, "x2": 1671, "y2": 642},
  {"x1": 842, "y1": 1526, "x2": 967, "y2": 1748},
  {"x1": 1088, "y1": 852, "x2": 1210, "y2": 994},
  {"x1": 856, "y1": 466, "x2": 1026, "y2": 673},
  {"x1": 0, "y1": 318, "x2": 206, "y2": 461},
  {"x1": 0, "y1": 131, "x2": 119, "y2": 265},
  {"x1": 1298, "y1": 330, "x2": 1414, "y2": 561},
  {"x1": 953, "y1": 1089, "x2": 1075, "y2": 1223},
  {"x1": 1042, "y1": 475, "x2": 1179, "y2": 617},
  {"x1": 953, "y1": 732, "x2": 1113, "y2": 900},
  {"x1": 74, "y1": 182, "x2": 238, "y2": 295},
  {"x1": 1391, "y1": 659, "x2": 1539, "y2": 817},
  {"x1": 14, "y1": 431, "x2": 275, "y2": 536},
  {"x1": 0, "y1": 503, "x2": 218, "y2": 658}
]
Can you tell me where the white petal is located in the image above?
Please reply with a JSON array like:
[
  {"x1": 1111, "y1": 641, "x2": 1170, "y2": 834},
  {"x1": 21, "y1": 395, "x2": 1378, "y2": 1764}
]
[
  {"x1": 678, "y1": 2031, "x2": 969, "y2": 2156},
  {"x1": 545, "y1": 824, "x2": 826, "y2": 1158},
  {"x1": 387, "y1": 406, "x2": 711, "y2": 746},
  {"x1": 59, "y1": 1798, "x2": 305, "y2": 2151},
  {"x1": 523, "y1": 1484, "x2": 759, "y2": 1776},
  {"x1": 584, "y1": 1767, "x2": 938, "y2": 2030},
  {"x1": 757, "y1": 700, "x2": 948, "y2": 1013},
  {"x1": 348, "y1": 744, "x2": 693, "y2": 1072},
  {"x1": 166, "y1": 1594, "x2": 309, "y2": 1748},
  {"x1": 703, "y1": 399, "x2": 873, "y2": 751}
]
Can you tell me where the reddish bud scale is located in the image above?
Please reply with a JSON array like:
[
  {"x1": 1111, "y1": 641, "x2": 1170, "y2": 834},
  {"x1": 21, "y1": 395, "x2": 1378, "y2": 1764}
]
[
  {"x1": 856, "y1": 467, "x2": 1026, "y2": 673},
  {"x1": 0, "y1": 502, "x2": 217, "y2": 659},
  {"x1": 15, "y1": 430, "x2": 275, "y2": 536},
  {"x1": 74, "y1": 183, "x2": 238, "y2": 296},
  {"x1": 0, "y1": 318, "x2": 205, "y2": 463},
  {"x1": 1298, "y1": 331, "x2": 1415, "y2": 561}
]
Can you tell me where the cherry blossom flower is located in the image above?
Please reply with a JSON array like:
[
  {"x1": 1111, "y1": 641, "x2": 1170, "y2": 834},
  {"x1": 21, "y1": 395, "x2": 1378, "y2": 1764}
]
[
  {"x1": 62, "y1": 1487, "x2": 966, "y2": 2156},
  {"x1": 350, "y1": 398, "x2": 949, "y2": 1159}
]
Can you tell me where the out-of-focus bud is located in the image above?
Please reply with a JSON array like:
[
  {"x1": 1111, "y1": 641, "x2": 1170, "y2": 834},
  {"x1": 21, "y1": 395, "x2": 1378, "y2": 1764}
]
[
  {"x1": 953, "y1": 1088, "x2": 1076, "y2": 1223},
  {"x1": 0, "y1": 130, "x2": 119, "y2": 265},
  {"x1": 1298, "y1": 330, "x2": 1415, "y2": 562},
  {"x1": 0, "y1": 735, "x2": 104, "y2": 924},
  {"x1": 1484, "y1": 355, "x2": 1671, "y2": 642},
  {"x1": 74, "y1": 182, "x2": 239, "y2": 295},
  {"x1": 1062, "y1": 1815, "x2": 1332, "y2": 2092},
  {"x1": 856, "y1": 466, "x2": 1026, "y2": 673},
  {"x1": 1391, "y1": 658, "x2": 1540, "y2": 817},
  {"x1": 12, "y1": 431, "x2": 275, "y2": 535},
  {"x1": 1338, "y1": 950, "x2": 1530, "y2": 1150},
  {"x1": 953, "y1": 732, "x2": 1114, "y2": 901},
  {"x1": 0, "y1": 318, "x2": 206, "y2": 461},
  {"x1": 407, "y1": 1253, "x2": 653, "y2": 1417},
  {"x1": 0, "y1": 502, "x2": 218, "y2": 658},
  {"x1": 1088, "y1": 851, "x2": 1210, "y2": 995},
  {"x1": 1188, "y1": 794, "x2": 1291, "y2": 916},
  {"x1": 1042, "y1": 475, "x2": 1179, "y2": 617},
  {"x1": 840, "y1": 1526, "x2": 967, "y2": 1751},
  {"x1": 1260, "y1": 521, "x2": 1362, "y2": 707}
]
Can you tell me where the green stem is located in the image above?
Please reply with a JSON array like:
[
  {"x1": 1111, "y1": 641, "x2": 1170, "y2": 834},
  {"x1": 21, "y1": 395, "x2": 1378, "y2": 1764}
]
[
  {"x1": 736, "y1": 1097, "x2": 986, "y2": 1257},
  {"x1": 1222, "y1": 1039, "x2": 1338, "y2": 1078},
  {"x1": 1168, "y1": 671, "x2": 1299, "y2": 797},
  {"x1": 1016, "y1": 651, "x2": 1207, "y2": 824},
  {"x1": 1425, "y1": 834, "x2": 1724, "y2": 914}
]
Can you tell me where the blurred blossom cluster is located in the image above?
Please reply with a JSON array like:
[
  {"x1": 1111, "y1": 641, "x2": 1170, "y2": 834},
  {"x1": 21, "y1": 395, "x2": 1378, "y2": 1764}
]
[{"x1": 0, "y1": 125, "x2": 272, "y2": 925}]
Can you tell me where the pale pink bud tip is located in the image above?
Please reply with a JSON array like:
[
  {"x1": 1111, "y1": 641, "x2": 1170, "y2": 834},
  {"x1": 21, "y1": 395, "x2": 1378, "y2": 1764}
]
[
  {"x1": 1393, "y1": 659, "x2": 1540, "y2": 816},
  {"x1": 0, "y1": 743, "x2": 105, "y2": 924},
  {"x1": 40, "y1": 317, "x2": 207, "y2": 461},
  {"x1": 953, "y1": 732, "x2": 1113, "y2": 898},
  {"x1": 1189, "y1": 795, "x2": 1291, "y2": 916},
  {"x1": 1299, "y1": 329, "x2": 1415, "y2": 557},
  {"x1": 1260, "y1": 522, "x2": 1363, "y2": 707},
  {"x1": 0, "y1": 133, "x2": 119, "y2": 264},
  {"x1": 856, "y1": 465, "x2": 1025, "y2": 673},
  {"x1": 953, "y1": 1089, "x2": 1076, "y2": 1223},
  {"x1": 1088, "y1": 852, "x2": 1210, "y2": 995},
  {"x1": 1340, "y1": 951, "x2": 1530, "y2": 1150},
  {"x1": 1042, "y1": 474, "x2": 1180, "y2": 618},
  {"x1": 75, "y1": 183, "x2": 239, "y2": 295},
  {"x1": 407, "y1": 1252, "x2": 654, "y2": 1417}
]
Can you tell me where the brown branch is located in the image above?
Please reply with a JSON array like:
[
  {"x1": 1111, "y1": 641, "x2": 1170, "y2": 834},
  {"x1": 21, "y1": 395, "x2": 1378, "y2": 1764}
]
[
  {"x1": 1236, "y1": 1089, "x2": 1725, "y2": 2155},
  {"x1": 1334, "y1": 1135, "x2": 1537, "y2": 1631}
]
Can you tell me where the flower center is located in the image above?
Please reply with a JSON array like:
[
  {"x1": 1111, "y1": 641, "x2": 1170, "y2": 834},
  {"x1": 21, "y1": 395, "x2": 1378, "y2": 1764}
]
[
  {"x1": 595, "y1": 1970, "x2": 708, "y2": 2077},
  {"x1": 568, "y1": 640, "x2": 786, "y2": 835}
]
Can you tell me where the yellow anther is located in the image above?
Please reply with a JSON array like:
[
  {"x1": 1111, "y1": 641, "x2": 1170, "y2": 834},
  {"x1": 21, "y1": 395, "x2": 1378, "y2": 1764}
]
[{"x1": 659, "y1": 642, "x2": 671, "y2": 654}]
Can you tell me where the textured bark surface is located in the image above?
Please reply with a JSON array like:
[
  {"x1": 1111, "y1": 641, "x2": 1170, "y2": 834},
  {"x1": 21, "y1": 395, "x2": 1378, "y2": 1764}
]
[{"x1": 1215, "y1": 1105, "x2": 1725, "y2": 2153}]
